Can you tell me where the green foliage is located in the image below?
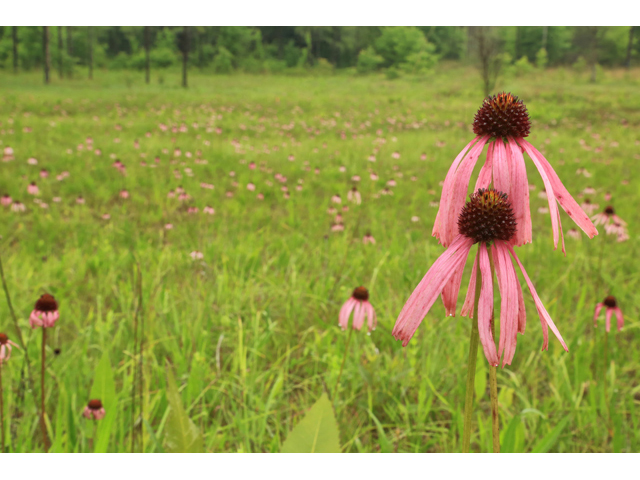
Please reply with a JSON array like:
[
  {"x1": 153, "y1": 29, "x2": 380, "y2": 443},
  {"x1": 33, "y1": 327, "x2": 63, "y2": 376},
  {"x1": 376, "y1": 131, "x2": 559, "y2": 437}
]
[
  {"x1": 374, "y1": 27, "x2": 434, "y2": 69},
  {"x1": 401, "y1": 44, "x2": 438, "y2": 74},
  {"x1": 89, "y1": 350, "x2": 117, "y2": 453},
  {"x1": 164, "y1": 366, "x2": 204, "y2": 453},
  {"x1": 514, "y1": 55, "x2": 535, "y2": 77},
  {"x1": 281, "y1": 394, "x2": 340, "y2": 453},
  {"x1": 536, "y1": 48, "x2": 549, "y2": 69},
  {"x1": 573, "y1": 56, "x2": 588, "y2": 72},
  {"x1": 357, "y1": 46, "x2": 384, "y2": 74},
  {"x1": 213, "y1": 46, "x2": 234, "y2": 74}
]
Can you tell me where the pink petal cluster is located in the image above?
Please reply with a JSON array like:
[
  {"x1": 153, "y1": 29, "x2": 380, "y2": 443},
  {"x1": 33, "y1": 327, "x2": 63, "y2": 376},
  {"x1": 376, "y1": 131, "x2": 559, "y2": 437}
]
[{"x1": 339, "y1": 290, "x2": 377, "y2": 332}]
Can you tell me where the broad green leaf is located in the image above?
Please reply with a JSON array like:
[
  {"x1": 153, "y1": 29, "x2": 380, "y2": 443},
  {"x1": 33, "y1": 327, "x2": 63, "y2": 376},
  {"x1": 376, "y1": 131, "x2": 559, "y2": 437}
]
[
  {"x1": 281, "y1": 393, "x2": 340, "y2": 453},
  {"x1": 164, "y1": 366, "x2": 204, "y2": 453},
  {"x1": 89, "y1": 350, "x2": 117, "y2": 453},
  {"x1": 531, "y1": 415, "x2": 571, "y2": 453}
]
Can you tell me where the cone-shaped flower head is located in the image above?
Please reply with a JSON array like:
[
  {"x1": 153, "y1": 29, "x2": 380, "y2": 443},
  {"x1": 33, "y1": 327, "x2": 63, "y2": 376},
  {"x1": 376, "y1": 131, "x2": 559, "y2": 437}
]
[
  {"x1": 394, "y1": 188, "x2": 568, "y2": 366},
  {"x1": 29, "y1": 293, "x2": 59, "y2": 329},
  {"x1": 0, "y1": 332, "x2": 20, "y2": 364},
  {"x1": 339, "y1": 286, "x2": 377, "y2": 332},
  {"x1": 83, "y1": 399, "x2": 106, "y2": 420},
  {"x1": 432, "y1": 93, "x2": 598, "y2": 317},
  {"x1": 594, "y1": 295, "x2": 624, "y2": 332}
]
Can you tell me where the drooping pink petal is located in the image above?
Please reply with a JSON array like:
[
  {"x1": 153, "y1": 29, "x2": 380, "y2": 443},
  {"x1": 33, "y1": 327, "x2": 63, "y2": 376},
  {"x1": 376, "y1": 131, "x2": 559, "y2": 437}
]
[
  {"x1": 494, "y1": 242, "x2": 520, "y2": 366},
  {"x1": 593, "y1": 303, "x2": 604, "y2": 327},
  {"x1": 506, "y1": 243, "x2": 568, "y2": 352},
  {"x1": 441, "y1": 261, "x2": 466, "y2": 316},
  {"x1": 461, "y1": 258, "x2": 478, "y2": 318},
  {"x1": 365, "y1": 301, "x2": 377, "y2": 331},
  {"x1": 477, "y1": 244, "x2": 498, "y2": 366},
  {"x1": 339, "y1": 298, "x2": 356, "y2": 330},
  {"x1": 393, "y1": 235, "x2": 474, "y2": 346},
  {"x1": 516, "y1": 139, "x2": 562, "y2": 252},
  {"x1": 517, "y1": 138, "x2": 598, "y2": 241},
  {"x1": 435, "y1": 136, "x2": 490, "y2": 247},
  {"x1": 605, "y1": 307, "x2": 613, "y2": 333},
  {"x1": 506, "y1": 137, "x2": 532, "y2": 246},
  {"x1": 614, "y1": 307, "x2": 624, "y2": 331},
  {"x1": 474, "y1": 141, "x2": 494, "y2": 190},
  {"x1": 492, "y1": 139, "x2": 511, "y2": 198},
  {"x1": 352, "y1": 301, "x2": 366, "y2": 330},
  {"x1": 433, "y1": 137, "x2": 480, "y2": 241}
]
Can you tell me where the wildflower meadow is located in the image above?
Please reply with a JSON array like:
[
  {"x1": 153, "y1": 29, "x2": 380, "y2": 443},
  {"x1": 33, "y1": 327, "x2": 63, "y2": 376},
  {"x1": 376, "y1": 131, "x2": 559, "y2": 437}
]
[{"x1": 0, "y1": 63, "x2": 639, "y2": 454}]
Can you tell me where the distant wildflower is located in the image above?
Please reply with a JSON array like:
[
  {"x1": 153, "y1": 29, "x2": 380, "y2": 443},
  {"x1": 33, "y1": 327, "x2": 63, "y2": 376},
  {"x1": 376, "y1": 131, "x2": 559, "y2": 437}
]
[
  {"x1": 347, "y1": 187, "x2": 361, "y2": 205},
  {"x1": 386, "y1": 179, "x2": 397, "y2": 187},
  {"x1": 119, "y1": 190, "x2": 129, "y2": 199},
  {"x1": 76, "y1": 196, "x2": 85, "y2": 205},
  {"x1": 27, "y1": 182, "x2": 39, "y2": 195},
  {"x1": 592, "y1": 206, "x2": 626, "y2": 227},
  {"x1": 102, "y1": 213, "x2": 111, "y2": 220},
  {"x1": 257, "y1": 193, "x2": 264, "y2": 201},
  {"x1": 1, "y1": 194, "x2": 11, "y2": 206},
  {"x1": 392, "y1": 151, "x2": 400, "y2": 159},
  {"x1": 27, "y1": 157, "x2": 38, "y2": 165},
  {"x1": 167, "y1": 190, "x2": 176, "y2": 198},
  {"x1": 247, "y1": 183, "x2": 256, "y2": 191},
  {"x1": 40, "y1": 169, "x2": 49, "y2": 178},
  {"x1": 203, "y1": 206, "x2": 215, "y2": 215},
  {"x1": 331, "y1": 223, "x2": 345, "y2": 232},
  {"x1": 189, "y1": 251, "x2": 204, "y2": 260},
  {"x1": 580, "y1": 199, "x2": 599, "y2": 214},
  {"x1": 29, "y1": 294, "x2": 59, "y2": 329},
  {"x1": 0, "y1": 332, "x2": 19, "y2": 364},
  {"x1": 339, "y1": 287, "x2": 377, "y2": 332},
  {"x1": 164, "y1": 223, "x2": 173, "y2": 230},
  {"x1": 433, "y1": 93, "x2": 597, "y2": 256},
  {"x1": 594, "y1": 296, "x2": 623, "y2": 332},
  {"x1": 363, "y1": 233, "x2": 376, "y2": 245},
  {"x1": 11, "y1": 201, "x2": 25, "y2": 212},
  {"x1": 83, "y1": 399, "x2": 106, "y2": 420},
  {"x1": 394, "y1": 188, "x2": 568, "y2": 366},
  {"x1": 567, "y1": 228, "x2": 581, "y2": 240},
  {"x1": 370, "y1": 172, "x2": 379, "y2": 181},
  {"x1": 411, "y1": 216, "x2": 419, "y2": 222},
  {"x1": 331, "y1": 194, "x2": 342, "y2": 204}
]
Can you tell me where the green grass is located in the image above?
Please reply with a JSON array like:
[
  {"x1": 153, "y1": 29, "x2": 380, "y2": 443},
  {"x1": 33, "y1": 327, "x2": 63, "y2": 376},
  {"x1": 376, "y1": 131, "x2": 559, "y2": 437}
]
[{"x1": 0, "y1": 66, "x2": 639, "y2": 452}]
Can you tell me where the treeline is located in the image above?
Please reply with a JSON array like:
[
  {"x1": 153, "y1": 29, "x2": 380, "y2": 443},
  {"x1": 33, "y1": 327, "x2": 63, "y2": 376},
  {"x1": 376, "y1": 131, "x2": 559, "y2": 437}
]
[{"x1": 0, "y1": 26, "x2": 637, "y2": 77}]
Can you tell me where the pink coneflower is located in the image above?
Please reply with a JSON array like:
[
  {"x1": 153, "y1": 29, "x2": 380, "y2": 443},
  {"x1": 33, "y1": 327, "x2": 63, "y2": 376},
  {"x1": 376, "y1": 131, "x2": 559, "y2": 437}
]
[
  {"x1": 604, "y1": 221, "x2": 627, "y2": 237},
  {"x1": 83, "y1": 399, "x2": 106, "y2": 420},
  {"x1": 567, "y1": 228, "x2": 581, "y2": 240},
  {"x1": 594, "y1": 296, "x2": 623, "y2": 332},
  {"x1": 102, "y1": 213, "x2": 111, "y2": 220},
  {"x1": 29, "y1": 294, "x2": 59, "y2": 329},
  {"x1": 247, "y1": 183, "x2": 256, "y2": 191},
  {"x1": 249, "y1": 162, "x2": 256, "y2": 170},
  {"x1": 0, "y1": 333, "x2": 19, "y2": 364},
  {"x1": 370, "y1": 172, "x2": 379, "y2": 181},
  {"x1": 339, "y1": 287, "x2": 377, "y2": 332},
  {"x1": 11, "y1": 201, "x2": 25, "y2": 212},
  {"x1": 1, "y1": 194, "x2": 11, "y2": 206},
  {"x1": 592, "y1": 206, "x2": 626, "y2": 227},
  {"x1": 392, "y1": 151, "x2": 401, "y2": 159},
  {"x1": 604, "y1": 192, "x2": 612, "y2": 201},
  {"x1": 27, "y1": 157, "x2": 38, "y2": 165},
  {"x1": 411, "y1": 216, "x2": 420, "y2": 222},
  {"x1": 187, "y1": 207, "x2": 199, "y2": 214},
  {"x1": 347, "y1": 187, "x2": 362, "y2": 205},
  {"x1": 368, "y1": 155, "x2": 376, "y2": 162},
  {"x1": 331, "y1": 223, "x2": 345, "y2": 232},
  {"x1": 257, "y1": 193, "x2": 264, "y2": 201},
  {"x1": 164, "y1": 223, "x2": 173, "y2": 230},
  {"x1": 178, "y1": 193, "x2": 190, "y2": 201},
  {"x1": 393, "y1": 188, "x2": 568, "y2": 367},
  {"x1": 27, "y1": 182, "x2": 39, "y2": 195},
  {"x1": 387, "y1": 179, "x2": 397, "y2": 187},
  {"x1": 119, "y1": 190, "x2": 129, "y2": 199},
  {"x1": 167, "y1": 190, "x2": 176, "y2": 198},
  {"x1": 331, "y1": 194, "x2": 342, "y2": 204},
  {"x1": 40, "y1": 169, "x2": 49, "y2": 178},
  {"x1": 580, "y1": 199, "x2": 599, "y2": 214},
  {"x1": 420, "y1": 153, "x2": 427, "y2": 161},
  {"x1": 203, "y1": 206, "x2": 215, "y2": 215},
  {"x1": 363, "y1": 233, "x2": 376, "y2": 245},
  {"x1": 189, "y1": 251, "x2": 204, "y2": 260},
  {"x1": 76, "y1": 196, "x2": 85, "y2": 205},
  {"x1": 433, "y1": 93, "x2": 597, "y2": 256}
]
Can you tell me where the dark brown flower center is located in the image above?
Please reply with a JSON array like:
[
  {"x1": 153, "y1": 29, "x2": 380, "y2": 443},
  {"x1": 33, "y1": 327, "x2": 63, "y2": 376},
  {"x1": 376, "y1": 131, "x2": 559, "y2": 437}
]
[
  {"x1": 88, "y1": 399, "x2": 103, "y2": 410},
  {"x1": 603, "y1": 296, "x2": 617, "y2": 308},
  {"x1": 458, "y1": 188, "x2": 517, "y2": 244},
  {"x1": 352, "y1": 286, "x2": 369, "y2": 301},
  {"x1": 473, "y1": 93, "x2": 531, "y2": 139},
  {"x1": 35, "y1": 293, "x2": 58, "y2": 312},
  {"x1": 0, "y1": 333, "x2": 8, "y2": 345},
  {"x1": 604, "y1": 206, "x2": 615, "y2": 215}
]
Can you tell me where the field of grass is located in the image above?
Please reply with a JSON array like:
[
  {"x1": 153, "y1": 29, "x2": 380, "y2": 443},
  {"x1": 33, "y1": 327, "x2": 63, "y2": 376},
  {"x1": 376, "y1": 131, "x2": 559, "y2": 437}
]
[{"x1": 0, "y1": 66, "x2": 639, "y2": 453}]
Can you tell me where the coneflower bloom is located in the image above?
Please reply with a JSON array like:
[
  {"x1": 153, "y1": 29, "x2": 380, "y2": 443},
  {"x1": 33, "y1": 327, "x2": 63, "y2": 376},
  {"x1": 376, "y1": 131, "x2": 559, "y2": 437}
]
[
  {"x1": 83, "y1": 399, "x2": 106, "y2": 420},
  {"x1": 0, "y1": 333, "x2": 19, "y2": 364},
  {"x1": 339, "y1": 287, "x2": 377, "y2": 332},
  {"x1": 432, "y1": 93, "x2": 598, "y2": 316},
  {"x1": 29, "y1": 294, "x2": 59, "y2": 329},
  {"x1": 433, "y1": 93, "x2": 597, "y2": 251},
  {"x1": 11, "y1": 201, "x2": 25, "y2": 212},
  {"x1": 27, "y1": 182, "x2": 39, "y2": 195},
  {"x1": 393, "y1": 188, "x2": 568, "y2": 367},
  {"x1": 580, "y1": 199, "x2": 599, "y2": 215},
  {"x1": 331, "y1": 194, "x2": 342, "y2": 204},
  {"x1": 592, "y1": 206, "x2": 626, "y2": 227},
  {"x1": 594, "y1": 296, "x2": 623, "y2": 332},
  {"x1": 1, "y1": 194, "x2": 11, "y2": 206},
  {"x1": 363, "y1": 232, "x2": 376, "y2": 245},
  {"x1": 347, "y1": 187, "x2": 362, "y2": 204}
]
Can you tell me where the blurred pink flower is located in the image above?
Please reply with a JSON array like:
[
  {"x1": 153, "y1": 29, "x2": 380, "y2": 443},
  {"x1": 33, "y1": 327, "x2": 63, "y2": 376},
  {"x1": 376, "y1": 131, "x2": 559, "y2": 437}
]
[
  {"x1": 29, "y1": 294, "x2": 59, "y2": 329},
  {"x1": 189, "y1": 251, "x2": 204, "y2": 260},
  {"x1": 11, "y1": 201, "x2": 25, "y2": 212},
  {"x1": 27, "y1": 182, "x2": 39, "y2": 195},
  {"x1": 347, "y1": 187, "x2": 361, "y2": 205},
  {"x1": 119, "y1": 190, "x2": 129, "y2": 199},
  {"x1": 83, "y1": 400, "x2": 106, "y2": 420},
  {"x1": 592, "y1": 206, "x2": 626, "y2": 227},
  {"x1": 1, "y1": 194, "x2": 11, "y2": 206},
  {"x1": 363, "y1": 233, "x2": 376, "y2": 245},
  {"x1": 594, "y1": 296, "x2": 623, "y2": 332},
  {"x1": 0, "y1": 332, "x2": 19, "y2": 364},
  {"x1": 331, "y1": 194, "x2": 342, "y2": 204},
  {"x1": 203, "y1": 206, "x2": 215, "y2": 215},
  {"x1": 339, "y1": 287, "x2": 377, "y2": 332}
]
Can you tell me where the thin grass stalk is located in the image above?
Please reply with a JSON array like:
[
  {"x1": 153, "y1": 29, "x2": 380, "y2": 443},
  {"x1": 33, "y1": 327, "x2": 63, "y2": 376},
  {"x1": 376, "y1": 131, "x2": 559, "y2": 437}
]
[
  {"x1": 333, "y1": 326, "x2": 354, "y2": 404},
  {"x1": 40, "y1": 326, "x2": 49, "y2": 451},
  {"x1": 462, "y1": 251, "x2": 482, "y2": 453},
  {"x1": 0, "y1": 364, "x2": 5, "y2": 453}
]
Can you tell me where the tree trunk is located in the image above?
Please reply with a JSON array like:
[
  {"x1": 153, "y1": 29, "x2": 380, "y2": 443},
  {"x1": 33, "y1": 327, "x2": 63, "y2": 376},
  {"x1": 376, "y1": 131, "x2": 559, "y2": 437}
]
[
  {"x1": 590, "y1": 27, "x2": 598, "y2": 83},
  {"x1": 58, "y1": 26, "x2": 63, "y2": 79},
  {"x1": 626, "y1": 26, "x2": 635, "y2": 68},
  {"x1": 145, "y1": 26, "x2": 150, "y2": 84},
  {"x1": 88, "y1": 26, "x2": 93, "y2": 80},
  {"x1": 43, "y1": 26, "x2": 50, "y2": 84},
  {"x1": 182, "y1": 26, "x2": 189, "y2": 88},
  {"x1": 12, "y1": 26, "x2": 18, "y2": 73},
  {"x1": 67, "y1": 26, "x2": 73, "y2": 78}
]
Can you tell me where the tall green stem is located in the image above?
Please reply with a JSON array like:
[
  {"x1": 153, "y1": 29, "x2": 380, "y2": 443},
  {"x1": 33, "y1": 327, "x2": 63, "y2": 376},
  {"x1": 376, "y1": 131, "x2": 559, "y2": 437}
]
[
  {"x1": 462, "y1": 252, "x2": 482, "y2": 453},
  {"x1": 0, "y1": 364, "x2": 5, "y2": 453},
  {"x1": 40, "y1": 327, "x2": 50, "y2": 451},
  {"x1": 333, "y1": 327, "x2": 354, "y2": 403}
]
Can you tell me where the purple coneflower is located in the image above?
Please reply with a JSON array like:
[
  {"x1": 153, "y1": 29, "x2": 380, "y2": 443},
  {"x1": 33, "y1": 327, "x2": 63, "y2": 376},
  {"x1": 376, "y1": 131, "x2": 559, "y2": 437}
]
[
  {"x1": 1, "y1": 194, "x2": 11, "y2": 206},
  {"x1": 592, "y1": 206, "x2": 626, "y2": 227},
  {"x1": 83, "y1": 399, "x2": 106, "y2": 420},
  {"x1": 339, "y1": 287, "x2": 377, "y2": 332},
  {"x1": 347, "y1": 187, "x2": 361, "y2": 205},
  {"x1": 393, "y1": 188, "x2": 568, "y2": 367},
  {"x1": 0, "y1": 333, "x2": 19, "y2": 364},
  {"x1": 27, "y1": 182, "x2": 39, "y2": 195},
  {"x1": 594, "y1": 296, "x2": 623, "y2": 332},
  {"x1": 29, "y1": 294, "x2": 59, "y2": 329},
  {"x1": 363, "y1": 233, "x2": 376, "y2": 245}
]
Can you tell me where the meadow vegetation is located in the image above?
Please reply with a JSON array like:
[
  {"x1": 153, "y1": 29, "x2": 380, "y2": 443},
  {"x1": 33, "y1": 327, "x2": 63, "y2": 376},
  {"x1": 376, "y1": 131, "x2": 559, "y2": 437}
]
[{"x1": 0, "y1": 66, "x2": 639, "y2": 452}]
